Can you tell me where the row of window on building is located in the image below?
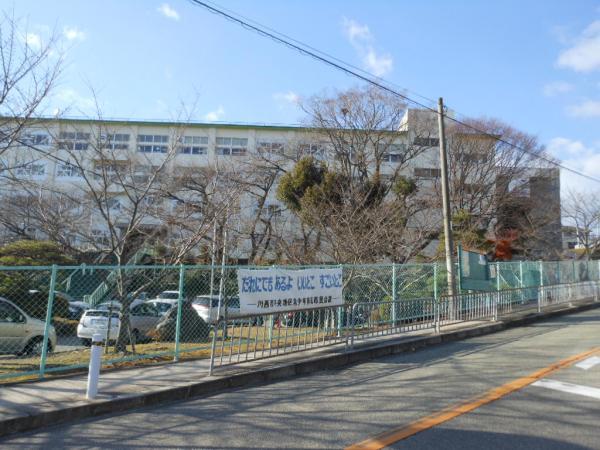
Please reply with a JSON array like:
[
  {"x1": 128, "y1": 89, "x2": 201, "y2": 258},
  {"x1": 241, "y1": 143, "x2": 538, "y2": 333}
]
[
  {"x1": 18, "y1": 132, "x2": 423, "y2": 162},
  {"x1": 7, "y1": 161, "x2": 443, "y2": 180}
]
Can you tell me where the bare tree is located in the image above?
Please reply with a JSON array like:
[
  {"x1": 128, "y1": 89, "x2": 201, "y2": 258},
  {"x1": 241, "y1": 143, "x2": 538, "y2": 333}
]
[
  {"x1": 0, "y1": 13, "x2": 62, "y2": 160},
  {"x1": 434, "y1": 117, "x2": 561, "y2": 259},
  {"x1": 562, "y1": 189, "x2": 600, "y2": 260},
  {"x1": 156, "y1": 164, "x2": 241, "y2": 264}
]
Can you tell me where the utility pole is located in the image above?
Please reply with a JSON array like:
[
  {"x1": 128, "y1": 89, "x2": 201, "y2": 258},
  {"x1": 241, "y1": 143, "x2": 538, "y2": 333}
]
[{"x1": 438, "y1": 97, "x2": 457, "y2": 296}]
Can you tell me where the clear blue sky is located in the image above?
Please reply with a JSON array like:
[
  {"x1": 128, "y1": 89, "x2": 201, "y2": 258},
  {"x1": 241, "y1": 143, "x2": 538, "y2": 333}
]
[{"x1": 3, "y1": 0, "x2": 600, "y2": 190}]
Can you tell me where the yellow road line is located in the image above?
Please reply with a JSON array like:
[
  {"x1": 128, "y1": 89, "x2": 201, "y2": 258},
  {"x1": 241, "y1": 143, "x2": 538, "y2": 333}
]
[{"x1": 346, "y1": 347, "x2": 600, "y2": 450}]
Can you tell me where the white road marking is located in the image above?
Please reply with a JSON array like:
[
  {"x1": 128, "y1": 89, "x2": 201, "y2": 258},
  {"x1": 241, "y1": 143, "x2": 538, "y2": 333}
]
[
  {"x1": 532, "y1": 379, "x2": 600, "y2": 400},
  {"x1": 575, "y1": 356, "x2": 600, "y2": 370}
]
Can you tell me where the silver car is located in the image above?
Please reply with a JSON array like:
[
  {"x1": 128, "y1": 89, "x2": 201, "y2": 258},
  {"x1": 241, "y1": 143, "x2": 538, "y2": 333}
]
[
  {"x1": 0, "y1": 297, "x2": 57, "y2": 356},
  {"x1": 90, "y1": 300, "x2": 161, "y2": 343}
]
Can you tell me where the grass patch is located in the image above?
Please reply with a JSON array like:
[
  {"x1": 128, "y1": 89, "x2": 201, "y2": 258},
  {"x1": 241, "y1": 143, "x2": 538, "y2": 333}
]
[{"x1": 0, "y1": 324, "x2": 344, "y2": 384}]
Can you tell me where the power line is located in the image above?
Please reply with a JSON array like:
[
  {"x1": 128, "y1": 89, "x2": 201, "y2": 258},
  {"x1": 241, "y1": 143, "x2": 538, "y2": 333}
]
[
  {"x1": 194, "y1": 0, "x2": 439, "y2": 110},
  {"x1": 187, "y1": 0, "x2": 600, "y2": 185}
]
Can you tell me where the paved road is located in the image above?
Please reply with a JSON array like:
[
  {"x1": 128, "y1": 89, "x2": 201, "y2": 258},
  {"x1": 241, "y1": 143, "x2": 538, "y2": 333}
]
[{"x1": 2, "y1": 308, "x2": 599, "y2": 449}]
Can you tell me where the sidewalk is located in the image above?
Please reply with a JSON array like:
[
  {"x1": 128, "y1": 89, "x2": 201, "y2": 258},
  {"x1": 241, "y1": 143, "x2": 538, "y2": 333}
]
[{"x1": 1, "y1": 298, "x2": 598, "y2": 438}]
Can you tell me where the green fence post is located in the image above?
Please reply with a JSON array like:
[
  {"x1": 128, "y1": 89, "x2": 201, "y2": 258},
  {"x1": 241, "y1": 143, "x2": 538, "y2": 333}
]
[
  {"x1": 433, "y1": 263, "x2": 440, "y2": 333},
  {"x1": 456, "y1": 244, "x2": 462, "y2": 294},
  {"x1": 39, "y1": 264, "x2": 57, "y2": 379},
  {"x1": 433, "y1": 262, "x2": 438, "y2": 301},
  {"x1": 173, "y1": 264, "x2": 185, "y2": 362},
  {"x1": 391, "y1": 263, "x2": 397, "y2": 327},
  {"x1": 496, "y1": 262, "x2": 501, "y2": 292},
  {"x1": 519, "y1": 260, "x2": 524, "y2": 304},
  {"x1": 538, "y1": 260, "x2": 544, "y2": 313},
  {"x1": 337, "y1": 264, "x2": 343, "y2": 337}
]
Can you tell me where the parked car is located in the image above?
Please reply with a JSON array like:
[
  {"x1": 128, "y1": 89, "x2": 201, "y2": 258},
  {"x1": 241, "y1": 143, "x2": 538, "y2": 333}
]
[
  {"x1": 79, "y1": 300, "x2": 161, "y2": 344},
  {"x1": 152, "y1": 290, "x2": 180, "y2": 301},
  {"x1": 67, "y1": 301, "x2": 90, "y2": 321},
  {"x1": 154, "y1": 300, "x2": 210, "y2": 342},
  {"x1": 192, "y1": 295, "x2": 261, "y2": 325},
  {"x1": 77, "y1": 309, "x2": 121, "y2": 346},
  {"x1": 192, "y1": 295, "x2": 240, "y2": 324},
  {"x1": 0, "y1": 297, "x2": 57, "y2": 356},
  {"x1": 146, "y1": 298, "x2": 179, "y2": 316}
]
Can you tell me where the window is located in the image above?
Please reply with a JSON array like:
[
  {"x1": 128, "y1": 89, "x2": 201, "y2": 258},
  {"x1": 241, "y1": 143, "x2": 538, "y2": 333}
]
[
  {"x1": 138, "y1": 145, "x2": 168, "y2": 153},
  {"x1": 142, "y1": 195, "x2": 160, "y2": 207},
  {"x1": 56, "y1": 162, "x2": 82, "y2": 178},
  {"x1": 133, "y1": 164, "x2": 159, "y2": 183},
  {"x1": 381, "y1": 145, "x2": 406, "y2": 163},
  {"x1": 508, "y1": 178, "x2": 530, "y2": 197},
  {"x1": 103, "y1": 133, "x2": 130, "y2": 142},
  {"x1": 91, "y1": 229, "x2": 110, "y2": 246},
  {"x1": 107, "y1": 198, "x2": 121, "y2": 211},
  {"x1": 457, "y1": 152, "x2": 487, "y2": 164},
  {"x1": 137, "y1": 135, "x2": 169, "y2": 153},
  {"x1": 100, "y1": 133, "x2": 130, "y2": 150},
  {"x1": 178, "y1": 136, "x2": 208, "y2": 155},
  {"x1": 137, "y1": 135, "x2": 168, "y2": 143},
  {"x1": 0, "y1": 301, "x2": 25, "y2": 323},
  {"x1": 57, "y1": 139, "x2": 89, "y2": 150},
  {"x1": 21, "y1": 132, "x2": 50, "y2": 146},
  {"x1": 60, "y1": 132, "x2": 91, "y2": 140},
  {"x1": 299, "y1": 143, "x2": 324, "y2": 157},
  {"x1": 464, "y1": 183, "x2": 481, "y2": 195},
  {"x1": 267, "y1": 204, "x2": 282, "y2": 216},
  {"x1": 131, "y1": 303, "x2": 158, "y2": 317},
  {"x1": 385, "y1": 154, "x2": 403, "y2": 163},
  {"x1": 257, "y1": 141, "x2": 285, "y2": 155},
  {"x1": 414, "y1": 167, "x2": 441, "y2": 178},
  {"x1": 15, "y1": 163, "x2": 45, "y2": 177},
  {"x1": 216, "y1": 137, "x2": 247, "y2": 156},
  {"x1": 58, "y1": 131, "x2": 90, "y2": 150},
  {"x1": 413, "y1": 137, "x2": 439, "y2": 147},
  {"x1": 256, "y1": 203, "x2": 282, "y2": 217},
  {"x1": 94, "y1": 162, "x2": 125, "y2": 179}
]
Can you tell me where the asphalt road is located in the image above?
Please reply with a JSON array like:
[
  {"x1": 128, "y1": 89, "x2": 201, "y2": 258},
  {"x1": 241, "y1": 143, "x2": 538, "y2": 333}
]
[{"x1": 2, "y1": 308, "x2": 600, "y2": 449}]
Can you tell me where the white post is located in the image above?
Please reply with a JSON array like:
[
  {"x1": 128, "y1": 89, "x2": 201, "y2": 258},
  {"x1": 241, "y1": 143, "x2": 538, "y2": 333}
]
[{"x1": 86, "y1": 333, "x2": 103, "y2": 400}]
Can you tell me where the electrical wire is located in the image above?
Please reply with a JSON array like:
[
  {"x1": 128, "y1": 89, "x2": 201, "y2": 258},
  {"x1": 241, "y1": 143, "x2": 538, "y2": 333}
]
[{"x1": 187, "y1": 0, "x2": 600, "y2": 184}]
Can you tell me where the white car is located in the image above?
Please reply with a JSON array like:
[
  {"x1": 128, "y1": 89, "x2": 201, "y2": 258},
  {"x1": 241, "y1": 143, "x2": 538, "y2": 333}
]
[
  {"x1": 77, "y1": 309, "x2": 121, "y2": 345},
  {"x1": 0, "y1": 297, "x2": 57, "y2": 355},
  {"x1": 79, "y1": 301, "x2": 161, "y2": 344}
]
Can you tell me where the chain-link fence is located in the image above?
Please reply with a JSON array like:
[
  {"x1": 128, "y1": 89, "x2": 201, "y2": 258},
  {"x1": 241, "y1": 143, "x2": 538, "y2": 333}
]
[{"x1": 1, "y1": 259, "x2": 599, "y2": 383}]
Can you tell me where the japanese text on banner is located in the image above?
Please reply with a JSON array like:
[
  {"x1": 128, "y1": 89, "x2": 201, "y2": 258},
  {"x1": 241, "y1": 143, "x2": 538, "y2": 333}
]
[{"x1": 237, "y1": 267, "x2": 343, "y2": 314}]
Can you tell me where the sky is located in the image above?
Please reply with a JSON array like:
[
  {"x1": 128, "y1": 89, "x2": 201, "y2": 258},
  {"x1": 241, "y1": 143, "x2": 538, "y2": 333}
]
[{"x1": 2, "y1": 0, "x2": 600, "y2": 192}]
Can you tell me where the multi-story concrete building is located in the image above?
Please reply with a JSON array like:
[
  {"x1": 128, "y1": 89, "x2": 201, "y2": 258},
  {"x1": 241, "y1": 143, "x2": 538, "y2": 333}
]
[{"x1": 0, "y1": 109, "x2": 562, "y2": 262}]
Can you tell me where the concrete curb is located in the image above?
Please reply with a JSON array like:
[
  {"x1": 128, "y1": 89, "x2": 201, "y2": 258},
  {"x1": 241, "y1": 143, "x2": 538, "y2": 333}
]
[{"x1": 1, "y1": 299, "x2": 598, "y2": 438}]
